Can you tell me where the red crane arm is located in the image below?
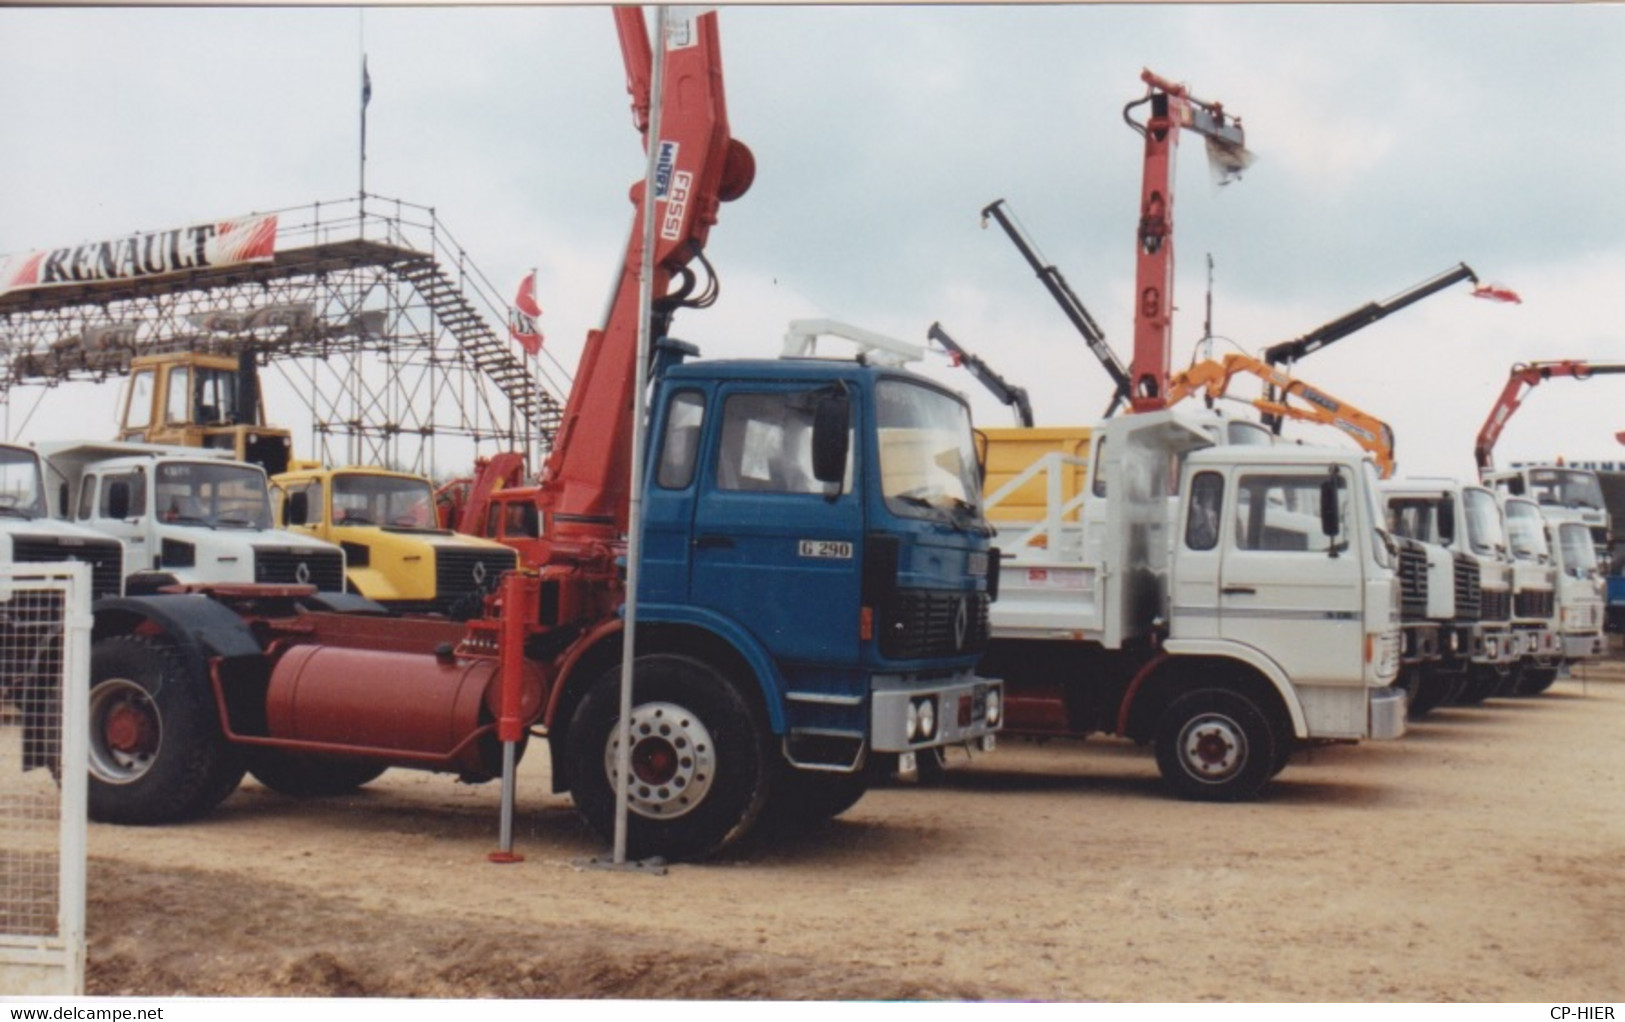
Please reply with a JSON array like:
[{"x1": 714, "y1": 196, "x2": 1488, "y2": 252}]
[
  {"x1": 1474, "y1": 360, "x2": 1625, "y2": 472},
  {"x1": 538, "y1": 8, "x2": 754, "y2": 553},
  {"x1": 1125, "y1": 70, "x2": 1248, "y2": 414}
]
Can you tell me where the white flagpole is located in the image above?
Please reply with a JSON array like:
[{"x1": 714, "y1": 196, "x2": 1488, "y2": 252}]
[{"x1": 614, "y1": 4, "x2": 667, "y2": 867}]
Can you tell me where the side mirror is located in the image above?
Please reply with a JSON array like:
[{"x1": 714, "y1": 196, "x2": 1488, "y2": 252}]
[
  {"x1": 1436, "y1": 494, "x2": 1456, "y2": 545},
  {"x1": 1319, "y1": 473, "x2": 1340, "y2": 540},
  {"x1": 811, "y1": 392, "x2": 851, "y2": 485},
  {"x1": 107, "y1": 481, "x2": 130, "y2": 521},
  {"x1": 287, "y1": 491, "x2": 309, "y2": 526}
]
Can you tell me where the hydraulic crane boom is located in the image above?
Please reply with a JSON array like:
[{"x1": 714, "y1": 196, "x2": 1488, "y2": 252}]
[
  {"x1": 1124, "y1": 69, "x2": 1250, "y2": 414},
  {"x1": 1169, "y1": 352, "x2": 1398, "y2": 476},
  {"x1": 1262, "y1": 263, "x2": 1480, "y2": 370},
  {"x1": 980, "y1": 198, "x2": 1130, "y2": 417},
  {"x1": 1475, "y1": 360, "x2": 1625, "y2": 472},
  {"x1": 1256, "y1": 262, "x2": 1480, "y2": 432},
  {"x1": 927, "y1": 321, "x2": 1034, "y2": 427},
  {"x1": 539, "y1": 6, "x2": 754, "y2": 555}
]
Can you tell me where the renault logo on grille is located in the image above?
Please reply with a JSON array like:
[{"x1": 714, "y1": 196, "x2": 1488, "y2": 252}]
[
  {"x1": 294, "y1": 561, "x2": 311, "y2": 585},
  {"x1": 472, "y1": 561, "x2": 488, "y2": 587},
  {"x1": 953, "y1": 595, "x2": 969, "y2": 652}
]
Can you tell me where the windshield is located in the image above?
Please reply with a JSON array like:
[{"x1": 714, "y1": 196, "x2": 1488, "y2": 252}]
[
  {"x1": 876, "y1": 380, "x2": 982, "y2": 525},
  {"x1": 0, "y1": 447, "x2": 47, "y2": 519},
  {"x1": 156, "y1": 461, "x2": 271, "y2": 529},
  {"x1": 1387, "y1": 495, "x2": 1448, "y2": 544},
  {"x1": 1463, "y1": 488, "x2": 1506, "y2": 557},
  {"x1": 1526, "y1": 468, "x2": 1605, "y2": 512},
  {"x1": 1503, "y1": 500, "x2": 1549, "y2": 561},
  {"x1": 1558, "y1": 522, "x2": 1599, "y2": 575},
  {"x1": 332, "y1": 473, "x2": 436, "y2": 528}
]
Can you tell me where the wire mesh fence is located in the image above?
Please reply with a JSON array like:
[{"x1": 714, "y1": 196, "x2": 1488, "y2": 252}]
[{"x1": 0, "y1": 563, "x2": 90, "y2": 995}]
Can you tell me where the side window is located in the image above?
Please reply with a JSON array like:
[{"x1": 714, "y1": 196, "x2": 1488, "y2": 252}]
[
  {"x1": 124, "y1": 370, "x2": 154, "y2": 430},
  {"x1": 1234, "y1": 472, "x2": 1345, "y2": 552},
  {"x1": 656, "y1": 391, "x2": 706, "y2": 490},
  {"x1": 165, "y1": 367, "x2": 191, "y2": 425},
  {"x1": 1185, "y1": 471, "x2": 1223, "y2": 551},
  {"x1": 505, "y1": 502, "x2": 539, "y2": 539},
  {"x1": 99, "y1": 471, "x2": 147, "y2": 519},
  {"x1": 77, "y1": 474, "x2": 97, "y2": 521},
  {"x1": 716, "y1": 391, "x2": 823, "y2": 495}
]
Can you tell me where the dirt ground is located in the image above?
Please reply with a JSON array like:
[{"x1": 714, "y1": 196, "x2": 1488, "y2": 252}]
[{"x1": 81, "y1": 657, "x2": 1625, "y2": 1002}]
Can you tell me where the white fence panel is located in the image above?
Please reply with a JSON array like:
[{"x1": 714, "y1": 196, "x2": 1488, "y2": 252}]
[{"x1": 0, "y1": 563, "x2": 90, "y2": 995}]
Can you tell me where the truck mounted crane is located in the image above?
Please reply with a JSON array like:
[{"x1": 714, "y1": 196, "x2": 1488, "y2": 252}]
[
  {"x1": 1166, "y1": 352, "x2": 1398, "y2": 477},
  {"x1": 979, "y1": 198, "x2": 1129, "y2": 418},
  {"x1": 76, "y1": 8, "x2": 1001, "y2": 862},
  {"x1": 1256, "y1": 263, "x2": 1479, "y2": 433},
  {"x1": 926, "y1": 322, "x2": 1034, "y2": 428},
  {"x1": 1123, "y1": 70, "x2": 1251, "y2": 413},
  {"x1": 1474, "y1": 360, "x2": 1625, "y2": 474},
  {"x1": 1475, "y1": 359, "x2": 1625, "y2": 561}
]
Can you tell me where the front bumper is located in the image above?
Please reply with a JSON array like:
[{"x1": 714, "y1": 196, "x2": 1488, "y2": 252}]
[
  {"x1": 1369, "y1": 686, "x2": 1408, "y2": 741},
  {"x1": 871, "y1": 673, "x2": 1004, "y2": 752}
]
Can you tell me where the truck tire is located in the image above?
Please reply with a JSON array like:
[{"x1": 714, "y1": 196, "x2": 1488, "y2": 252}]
[
  {"x1": 87, "y1": 635, "x2": 244, "y2": 824},
  {"x1": 565, "y1": 654, "x2": 772, "y2": 861},
  {"x1": 247, "y1": 751, "x2": 388, "y2": 797},
  {"x1": 1154, "y1": 688, "x2": 1277, "y2": 802},
  {"x1": 1517, "y1": 666, "x2": 1559, "y2": 696},
  {"x1": 757, "y1": 766, "x2": 868, "y2": 834},
  {"x1": 1406, "y1": 667, "x2": 1456, "y2": 718},
  {"x1": 1455, "y1": 665, "x2": 1501, "y2": 705}
]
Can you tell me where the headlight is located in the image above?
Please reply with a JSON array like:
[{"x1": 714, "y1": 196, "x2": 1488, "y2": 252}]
[
  {"x1": 905, "y1": 701, "x2": 920, "y2": 741},
  {"x1": 915, "y1": 697, "x2": 936, "y2": 741},
  {"x1": 985, "y1": 689, "x2": 1001, "y2": 727}
]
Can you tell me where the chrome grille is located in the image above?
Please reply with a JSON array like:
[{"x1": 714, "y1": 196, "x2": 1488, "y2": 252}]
[
  {"x1": 254, "y1": 547, "x2": 345, "y2": 592},
  {"x1": 11, "y1": 537, "x2": 123, "y2": 599}
]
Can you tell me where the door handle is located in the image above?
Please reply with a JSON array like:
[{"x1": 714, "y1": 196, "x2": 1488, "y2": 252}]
[
  {"x1": 693, "y1": 535, "x2": 735, "y2": 550},
  {"x1": 1221, "y1": 585, "x2": 1256, "y2": 595}
]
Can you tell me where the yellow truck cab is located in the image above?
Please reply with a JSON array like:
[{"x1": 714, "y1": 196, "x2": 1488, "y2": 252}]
[
  {"x1": 271, "y1": 465, "x2": 518, "y2": 618},
  {"x1": 119, "y1": 351, "x2": 294, "y2": 476}
]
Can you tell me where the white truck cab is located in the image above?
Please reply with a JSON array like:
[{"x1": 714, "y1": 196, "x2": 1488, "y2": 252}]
[
  {"x1": 0, "y1": 442, "x2": 126, "y2": 600},
  {"x1": 1547, "y1": 517, "x2": 1606, "y2": 682},
  {"x1": 1500, "y1": 495, "x2": 1560, "y2": 693},
  {"x1": 983, "y1": 406, "x2": 1405, "y2": 800},
  {"x1": 39, "y1": 441, "x2": 345, "y2": 596}
]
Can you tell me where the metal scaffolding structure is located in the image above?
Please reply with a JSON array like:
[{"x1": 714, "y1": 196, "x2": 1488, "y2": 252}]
[{"x1": 0, "y1": 195, "x2": 569, "y2": 477}]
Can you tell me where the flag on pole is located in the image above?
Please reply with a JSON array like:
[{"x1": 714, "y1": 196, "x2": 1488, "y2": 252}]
[
  {"x1": 362, "y1": 56, "x2": 372, "y2": 109},
  {"x1": 509, "y1": 270, "x2": 543, "y2": 355},
  {"x1": 1471, "y1": 283, "x2": 1522, "y2": 304}
]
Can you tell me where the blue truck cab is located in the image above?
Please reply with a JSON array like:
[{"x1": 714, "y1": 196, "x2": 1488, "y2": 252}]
[{"x1": 638, "y1": 343, "x2": 1003, "y2": 776}]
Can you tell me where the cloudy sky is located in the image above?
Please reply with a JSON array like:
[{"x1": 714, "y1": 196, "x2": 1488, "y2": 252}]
[{"x1": 2, "y1": 3, "x2": 1623, "y2": 482}]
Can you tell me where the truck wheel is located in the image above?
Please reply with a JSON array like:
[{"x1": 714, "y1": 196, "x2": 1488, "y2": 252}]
[
  {"x1": 1407, "y1": 668, "x2": 1455, "y2": 718},
  {"x1": 247, "y1": 751, "x2": 388, "y2": 797},
  {"x1": 757, "y1": 766, "x2": 868, "y2": 834},
  {"x1": 1517, "y1": 667, "x2": 1559, "y2": 696},
  {"x1": 1455, "y1": 665, "x2": 1501, "y2": 705},
  {"x1": 565, "y1": 654, "x2": 772, "y2": 861},
  {"x1": 1154, "y1": 689, "x2": 1277, "y2": 802},
  {"x1": 87, "y1": 636, "x2": 244, "y2": 824}
]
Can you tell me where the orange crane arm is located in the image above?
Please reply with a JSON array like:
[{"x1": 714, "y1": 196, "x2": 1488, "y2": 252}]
[{"x1": 1169, "y1": 353, "x2": 1397, "y2": 476}]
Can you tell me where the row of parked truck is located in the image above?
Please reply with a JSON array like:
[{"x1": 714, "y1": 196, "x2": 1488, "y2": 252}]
[{"x1": 1, "y1": 11, "x2": 1606, "y2": 863}]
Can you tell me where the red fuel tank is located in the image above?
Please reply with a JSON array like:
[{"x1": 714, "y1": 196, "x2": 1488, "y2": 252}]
[{"x1": 265, "y1": 644, "x2": 544, "y2": 778}]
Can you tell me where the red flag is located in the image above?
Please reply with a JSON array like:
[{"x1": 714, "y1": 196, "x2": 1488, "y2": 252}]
[
  {"x1": 509, "y1": 270, "x2": 543, "y2": 355},
  {"x1": 1471, "y1": 284, "x2": 1522, "y2": 304}
]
